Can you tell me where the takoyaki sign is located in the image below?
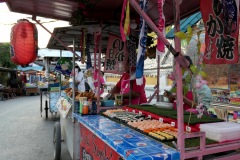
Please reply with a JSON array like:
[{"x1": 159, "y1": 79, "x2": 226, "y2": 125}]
[
  {"x1": 200, "y1": 0, "x2": 239, "y2": 64},
  {"x1": 104, "y1": 34, "x2": 129, "y2": 74}
]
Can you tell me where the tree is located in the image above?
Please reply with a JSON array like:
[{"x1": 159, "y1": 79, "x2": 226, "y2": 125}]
[{"x1": 0, "y1": 43, "x2": 17, "y2": 69}]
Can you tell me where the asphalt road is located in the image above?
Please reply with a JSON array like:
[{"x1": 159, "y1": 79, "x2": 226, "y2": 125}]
[{"x1": 0, "y1": 95, "x2": 72, "y2": 160}]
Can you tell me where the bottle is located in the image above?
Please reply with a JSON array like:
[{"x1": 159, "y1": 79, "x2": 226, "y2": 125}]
[
  {"x1": 88, "y1": 99, "x2": 92, "y2": 114},
  {"x1": 79, "y1": 101, "x2": 83, "y2": 114},
  {"x1": 82, "y1": 101, "x2": 89, "y2": 115}
]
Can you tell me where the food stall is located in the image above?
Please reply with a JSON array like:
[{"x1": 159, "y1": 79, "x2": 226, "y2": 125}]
[
  {"x1": 52, "y1": 21, "x2": 239, "y2": 160},
  {"x1": 17, "y1": 65, "x2": 43, "y2": 96},
  {"x1": 42, "y1": 1, "x2": 240, "y2": 160},
  {"x1": 38, "y1": 50, "x2": 78, "y2": 119},
  {"x1": 4, "y1": 0, "x2": 240, "y2": 160}
]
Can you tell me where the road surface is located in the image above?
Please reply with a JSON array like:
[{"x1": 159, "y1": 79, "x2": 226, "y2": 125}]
[{"x1": 0, "y1": 95, "x2": 72, "y2": 160}]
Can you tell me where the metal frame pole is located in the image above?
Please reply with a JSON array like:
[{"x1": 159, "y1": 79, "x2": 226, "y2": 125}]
[
  {"x1": 94, "y1": 33, "x2": 97, "y2": 69},
  {"x1": 97, "y1": 29, "x2": 102, "y2": 113},
  {"x1": 156, "y1": 55, "x2": 160, "y2": 102},
  {"x1": 59, "y1": 50, "x2": 62, "y2": 96},
  {"x1": 172, "y1": 0, "x2": 185, "y2": 158},
  {"x1": 72, "y1": 37, "x2": 78, "y2": 160},
  {"x1": 147, "y1": 89, "x2": 158, "y2": 103},
  {"x1": 72, "y1": 38, "x2": 76, "y2": 117},
  {"x1": 33, "y1": 19, "x2": 80, "y2": 59}
]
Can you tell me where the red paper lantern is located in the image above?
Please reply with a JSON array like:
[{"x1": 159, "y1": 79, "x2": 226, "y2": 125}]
[{"x1": 10, "y1": 19, "x2": 38, "y2": 66}]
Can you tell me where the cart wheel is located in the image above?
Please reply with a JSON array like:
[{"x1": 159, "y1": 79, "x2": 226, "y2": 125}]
[
  {"x1": 45, "y1": 100, "x2": 48, "y2": 119},
  {"x1": 53, "y1": 122, "x2": 61, "y2": 160}
]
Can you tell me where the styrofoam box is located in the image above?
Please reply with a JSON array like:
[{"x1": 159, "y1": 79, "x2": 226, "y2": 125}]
[
  {"x1": 200, "y1": 122, "x2": 240, "y2": 142},
  {"x1": 154, "y1": 102, "x2": 173, "y2": 109}
]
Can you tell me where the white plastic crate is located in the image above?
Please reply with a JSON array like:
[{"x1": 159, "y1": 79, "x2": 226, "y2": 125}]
[{"x1": 200, "y1": 122, "x2": 240, "y2": 142}]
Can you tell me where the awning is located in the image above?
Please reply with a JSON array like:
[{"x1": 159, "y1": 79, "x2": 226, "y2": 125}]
[
  {"x1": 46, "y1": 22, "x2": 120, "y2": 52},
  {"x1": 17, "y1": 64, "x2": 43, "y2": 72},
  {"x1": 38, "y1": 48, "x2": 81, "y2": 58},
  {"x1": 3, "y1": 0, "x2": 202, "y2": 27},
  {"x1": 166, "y1": 11, "x2": 202, "y2": 39}
]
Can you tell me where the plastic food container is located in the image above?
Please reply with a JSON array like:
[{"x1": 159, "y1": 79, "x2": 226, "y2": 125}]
[
  {"x1": 154, "y1": 102, "x2": 173, "y2": 109},
  {"x1": 101, "y1": 100, "x2": 115, "y2": 107},
  {"x1": 200, "y1": 122, "x2": 240, "y2": 142}
]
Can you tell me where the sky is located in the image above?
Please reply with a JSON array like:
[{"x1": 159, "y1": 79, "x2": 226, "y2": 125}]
[{"x1": 0, "y1": 3, "x2": 69, "y2": 48}]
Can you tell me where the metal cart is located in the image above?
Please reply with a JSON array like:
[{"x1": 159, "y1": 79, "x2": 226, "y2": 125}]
[{"x1": 25, "y1": 86, "x2": 39, "y2": 96}]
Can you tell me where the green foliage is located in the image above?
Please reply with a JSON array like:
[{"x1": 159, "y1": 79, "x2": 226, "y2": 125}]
[
  {"x1": 0, "y1": 43, "x2": 17, "y2": 69},
  {"x1": 169, "y1": 85, "x2": 189, "y2": 96},
  {"x1": 199, "y1": 71, "x2": 207, "y2": 78},
  {"x1": 174, "y1": 25, "x2": 193, "y2": 45},
  {"x1": 190, "y1": 65, "x2": 198, "y2": 75}
]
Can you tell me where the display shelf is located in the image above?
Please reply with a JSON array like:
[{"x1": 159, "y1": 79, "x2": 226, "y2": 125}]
[
  {"x1": 211, "y1": 89, "x2": 230, "y2": 102},
  {"x1": 73, "y1": 114, "x2": 180, "y2": 160},
  {"x1": 100, "y1": 111, "x2": 217, "y2": 149},
  {"x1": 210, "y1": 102, "x2": 240, "y2": 123},
  {"x1": 210, "y1": 102, "x2": 240, "y2": 111}
]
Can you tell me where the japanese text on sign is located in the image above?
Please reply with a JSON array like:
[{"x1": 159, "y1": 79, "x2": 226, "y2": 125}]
[
  {"x1": 104, "y1": 34, "x2": 129, "y2": 74},
  {"x1": 201, "y1": 0, "x2": 239, "y2": 64}
]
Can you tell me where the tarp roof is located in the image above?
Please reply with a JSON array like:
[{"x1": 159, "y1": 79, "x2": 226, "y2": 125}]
[
  {"x1": 166, "y1": 11, "x2": 202, "y2": 39},
  {"x1": 17, "y1": 63, "x2": 43, "y2": 72},
  {"x1": 3, "y1": 0, "x2": 202, "y2": 27},
  {"x1": 38, "y1": 48, "x2": 81, "y2": 58},
  {"x1": 46, "y1": 22, "x2": 120, "y2": 52}
]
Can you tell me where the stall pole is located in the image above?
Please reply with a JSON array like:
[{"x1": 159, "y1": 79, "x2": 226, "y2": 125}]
[
  {"x1": 156, "y1": 55, "x2": 160, "y2": 102},
  {"x1": 148, "y1": 55, "x2": 170, "y2": 103},
  {"x1": 59, "y1": 50, "x2": 62, "y2": 96},
  {"x1": 172, "y1": 0, "x2": 185, "y2": 157},
  {"x1": 45, "y1": 57, "x2": 50, "y2": 118},
  {"x1": 33, "y1": 19, "x2": 80, "y2": 59},
  {"x1": 129, "y1": 0, "x2": 190, "y2": 69},
  {"x1": 40, "y1": 89, "x2": 42, "y2": 117},
  {"x1": 72, "y1": 37, "x2": 76, "y2": 121},
  {"x1": 147, "y1": 89, "x2": 158, "y2": 103},
  {"x1": 129, "y1": 69, "x2": 132, "y2": 105},
  {"x1": 72, "y1": 37, "x2": 79, "y2": 160},
  {"x1": 97, "y1": 29, "x2": 102, "y2": 113},
  {"x1": 94, "y1": 33, "x2": 97, "y2": 69}
]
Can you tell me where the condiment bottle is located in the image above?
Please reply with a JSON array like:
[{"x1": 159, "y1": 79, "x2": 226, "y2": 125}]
[
  {"x1": 79, "y1": 101, "x2": 83, "y2": 114},
  {"x1": 88, "y1": 99, "x2": 92, "y2": 114},
  {"x1": 82, "y1": 101, "x2": 89, "y2": 115}
]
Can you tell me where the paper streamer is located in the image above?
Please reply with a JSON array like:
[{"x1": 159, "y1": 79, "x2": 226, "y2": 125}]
[
  {"x1": 156, "y1": 0, "x2": 165, "y2": 54},
  {"x1": 124, "y1": 0, "x2": 130, "y2": 40},
  {"x1": 86, "y1": 33, "x2": 93, "y2": 69},
  {"x1": 120, "y1": 0, "x2": 131, "y2": 42},
  {"x1": 81, "y1": 28, "x2": 86, "y2": 64},
  {"x1": 136, "y1": 0, "x2": 148, "y2": 85}
]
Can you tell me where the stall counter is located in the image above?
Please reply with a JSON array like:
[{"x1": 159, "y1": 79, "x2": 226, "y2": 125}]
[{"x1": 73, "y1": 113, "x2": 180, "y2": 160}]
